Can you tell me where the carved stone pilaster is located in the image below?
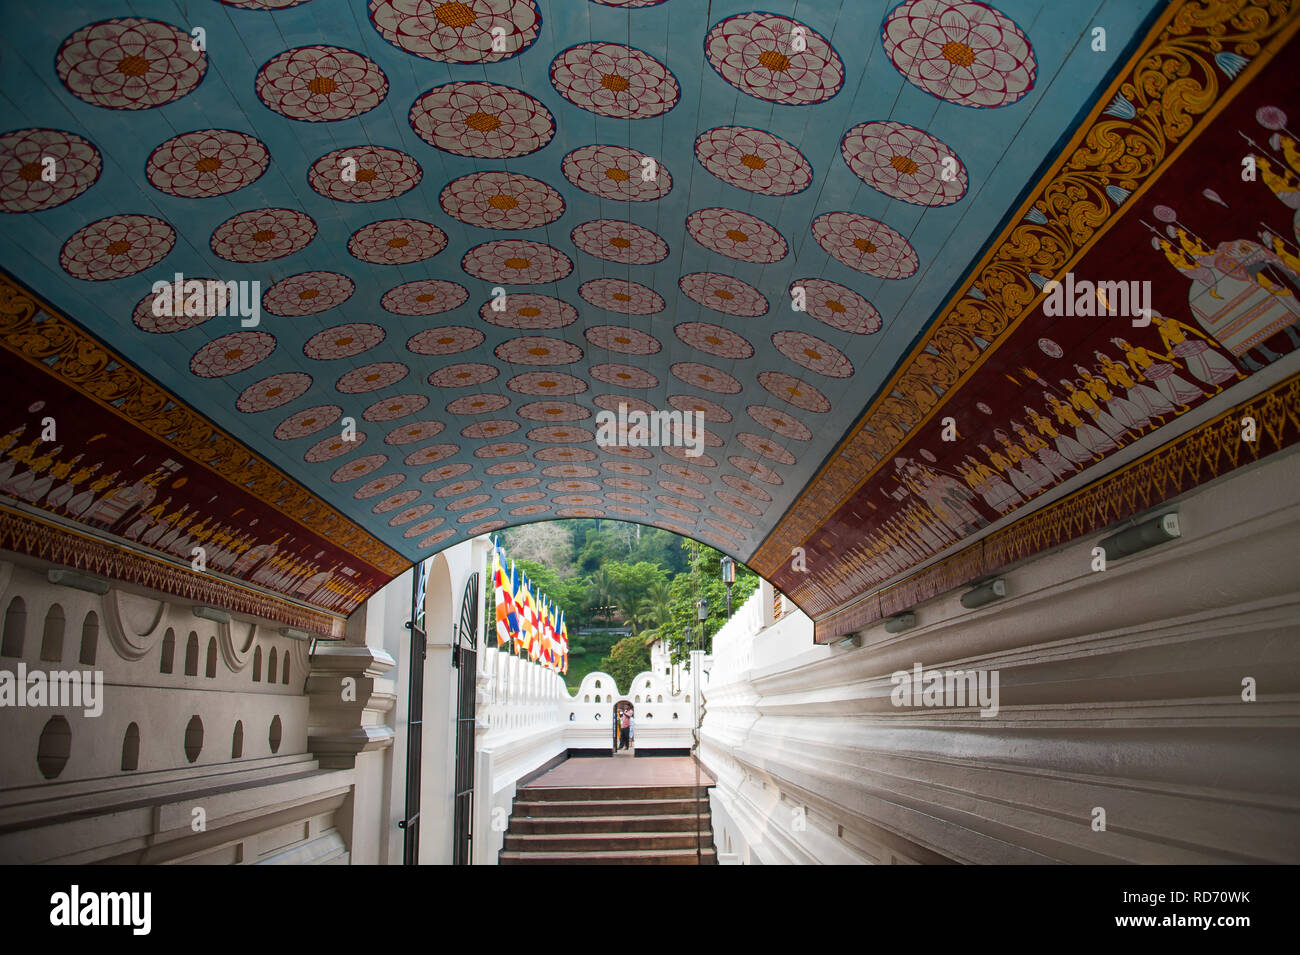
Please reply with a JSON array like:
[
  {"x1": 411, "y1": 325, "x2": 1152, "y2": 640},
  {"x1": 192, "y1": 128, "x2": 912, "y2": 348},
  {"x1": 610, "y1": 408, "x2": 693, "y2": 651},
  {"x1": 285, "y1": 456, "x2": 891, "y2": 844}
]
[{"x1": 306, "y1": 643, "x2": 397, "y2": 769}]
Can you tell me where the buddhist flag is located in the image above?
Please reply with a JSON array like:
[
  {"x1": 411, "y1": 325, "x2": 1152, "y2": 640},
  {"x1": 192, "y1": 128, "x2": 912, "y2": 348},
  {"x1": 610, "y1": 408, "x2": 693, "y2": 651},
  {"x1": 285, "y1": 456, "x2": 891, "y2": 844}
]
[
  {"x1": 493, "y1": 547, "x2": 509, "y2": 648},
  {"x1": 507, "y1": 562, "x2": 523, "y2": 653},
  {"x1": 558, "y1": 611, "x2": 569, "y2": 674}
]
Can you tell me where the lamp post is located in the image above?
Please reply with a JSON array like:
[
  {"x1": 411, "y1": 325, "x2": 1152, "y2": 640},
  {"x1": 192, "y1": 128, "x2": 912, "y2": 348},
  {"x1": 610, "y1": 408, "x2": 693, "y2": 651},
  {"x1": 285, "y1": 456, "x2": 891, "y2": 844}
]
[
  {"x1": 695, "y1": 596, "x2": 710, "y2": 653},
  {"x1": 720, "y1": 556, "x2": 735, "y2": 617}
]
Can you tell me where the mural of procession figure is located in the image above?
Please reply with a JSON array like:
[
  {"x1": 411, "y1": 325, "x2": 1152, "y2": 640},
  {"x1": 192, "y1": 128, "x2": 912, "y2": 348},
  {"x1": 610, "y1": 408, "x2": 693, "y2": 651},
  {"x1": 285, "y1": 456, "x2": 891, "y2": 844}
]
[
  {"x1": 1152, "y1": 198, "x2": 1300, "y2": 371},
  {"x1": 1253, "y1": 104, "x2": 1300, "y2": 241},
  {"x1": 890, "y1": 456, "x2": 988, "y2": 537}
]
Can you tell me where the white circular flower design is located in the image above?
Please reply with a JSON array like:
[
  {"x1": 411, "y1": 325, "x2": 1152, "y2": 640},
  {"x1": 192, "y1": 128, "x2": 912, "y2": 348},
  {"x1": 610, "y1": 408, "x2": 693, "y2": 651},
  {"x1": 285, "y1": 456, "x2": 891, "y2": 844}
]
[
  {"x1": 758, "y1": 371, "x2": 830, "y2": 412},
  {"x1": 57, "y1": 18, "x2": 207, "y2": 110},
  {"x1": 480, "y1": 292, "x2": 577, "y2": 330},
  {"x1": 410, "y1": 81, "x2": 554, "y2": 158},
  {"x1": 275, "y1": 405, "x2": 342, "y2": 440},
  {"x1": 841, "y1": 121, "x2": 967, "y2": 205},
  {"x1": 462, "y1": 240, "x2": 573, "y2": 284},
  {"x1": 404, "y1": 444, "x2": 460, "y2": 466},
  {"x1": 211, "y1": 208, "x2": 316, "y2": 263},
  {"x1": 590, "y1": 364, "x2": 658, "y2": 389},
  {"x1": 256, "y1": 45, "x2": 388, "y2": 122},
  {"x1": 704, "y1": 12, "x2": 843, "y2": 106},
  {"x1": 811, "y1": 212, "x2": 918, "y2": 278},
  {"x1": 382, "y1": 279, "x2": 468, "y2": 315},
  {"x1": 788, "y1": 278, "x2": 882, "y2": 334},
  {"x1": 423, "y1": 463, "x2": 474, "y2": 482},
  {"x1": 146, "y1": 129, "x2": 269, "y2": 198},
  {"x1": 407, "y1": 326, "x2": 485, "y2": 356},
  {"x1": 579, "y1": 278, "x2": 664, "y2": 315},
  {"x1": 678, "y1": 272, "x2": 768, "y2": 317},
  {"x1": 561, "y1": 144, "x2": 671, "y2": 201},
  {"x1": 882, "y1": 0, "x2": 1036, "y2": 108},
  {"x1": 686, "y1": 208, "x2": 786, "y2": 263},
  {"x1": 191, "y1": 331, "x2": 276, "y2": 378},
  {"x1": 594, "y1": 394, "x2": 656, "y2": 415},
  {"x1": 0, "y1": 129, "x2": 101, "y2": 213},
  {"x1": 389, "y1": 504, "x2": 433, "y2": 527},
  {"x1": 460, "y1": 420, "x2": 520, "y2": 440},
  {"x1": 428, "y1": 363, "x2": 499, "y2": 388},
  {"x1": 369, "y1": 0, "x2": 541, "y2": 63},
  {"x1": 737, "y1": 432, "x2": 795, "y2": 466},
  {"x1": 61, "y1": 214, "x2": 174, "y2": 281},
  {"x1": 132, "y1": 276, "x2": 223, "y2": 333},
  {"x1": 236, "y1": 372, "x2": 313, "y2": 413},
  {"x1": 305, "y1": 432, "x2": 370, "y2": 463},
  {"x1": 506, "y1": 372, "x2": 587, "y2": 396},
  {"x1": 671, "y1": 362, "x2": 742, "y2": 394},
  {"x1": 304, "y1": 323, "x2": 386, "y2": 361},
  {"x1": 675, "y1": 323, "x2": 754, "y2": 360},
  {"x1": 495, "y1": 336, "x2": 583, "y2": 365},
  {"x1": 550, "y1": 42, "x2": 679, "y2": 119},
  {"x1": 365, "y1": 394, "x2": 429, "y2": 421},
  {"x1": 669, "y1": 394, "x2": 732, "y2": 422},
  {"x1": 721, "y1": 473, "x2": 772, "y2": 501},
  {"x1": 348, "y1": 218, "x2": 447, "y2": 265},
  {"x1": 584, "y1": 326, "x2": 662, "y2": 356},
  {"x1": 384, "y1": 420, "x2": 447, "y2": 446},
  {"x1": 337, "y1": 362, "x2": 409, "y2": 394},
  {"x1": 355, "y1": 473, "x2": 407, "y2": 499},
  {"x1": 694, "y1": 126, "x2": 812, "y2": 196},
  {"x1": 372, "y1": 490, "x2": 422, "y2": 513},
  {"x1": 747, "y1": 404, "x2": 811, "y2": 440},
  {"x1": 447, "y1": 393, "x2": 511, "y2": 414},
  {"x1": 772, "y1": 330, "x2": 854, "y2": 378},
  {"x1": 728, "y1": 455, "x2": 784, "y2": 485},
  {"x1": 332, "y1": 454, "x2": 389, "y2": 483},
  {"x1": 570, "y1": 219, "x2": 668, "y2": 265},
  {"x1": 308, "y1": 145, "x2": 421, "y2": 203},
  {"x1": 263, "y1": 271, "x2": 355, "y2": 316},
  {"x1": 440, "y1": 171, "x2": 564, "y2": 230}
]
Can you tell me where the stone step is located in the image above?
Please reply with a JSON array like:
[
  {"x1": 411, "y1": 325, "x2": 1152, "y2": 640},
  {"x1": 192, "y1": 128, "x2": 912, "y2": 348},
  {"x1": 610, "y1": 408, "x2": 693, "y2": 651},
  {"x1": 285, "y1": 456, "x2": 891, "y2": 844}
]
[
  {"x1": 500, "y1": 847, "x2": 716, "y2": 865},
  {"x1": 518, "y1": 784, "x2": 708, "y2": 802},
  {"x1": 509, "y1": 812, "x2": 705, "y2": 834},
  {"x1": 512, "y1": 797, "x2": 708, "y2": 817},
  {"x1": 504, "y1": 830, "x2": 711, "y2": 852}
]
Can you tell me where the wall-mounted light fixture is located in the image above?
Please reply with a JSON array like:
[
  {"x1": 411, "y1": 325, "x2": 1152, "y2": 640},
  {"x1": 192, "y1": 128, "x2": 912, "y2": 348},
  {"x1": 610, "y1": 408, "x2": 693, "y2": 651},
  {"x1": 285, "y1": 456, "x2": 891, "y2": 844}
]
[
  {"x1": 1098, "y1": 511, "x2": 1181, "y2": 561},
  {"x1": 279, "y1": 627, "x2": 312, "y2": 641},
  {"x1": 960, "y1": 579, "x2": 1006, "y2": 610},
  {"x1": 193, "y1": 605, "x2": 231, "y2": 625},
  {"x1": 46, "y1": 568, "x2": 110, "y2": 595},
  {"x1": 884, "y1": 612, "x2": 917, "y2": 634}
]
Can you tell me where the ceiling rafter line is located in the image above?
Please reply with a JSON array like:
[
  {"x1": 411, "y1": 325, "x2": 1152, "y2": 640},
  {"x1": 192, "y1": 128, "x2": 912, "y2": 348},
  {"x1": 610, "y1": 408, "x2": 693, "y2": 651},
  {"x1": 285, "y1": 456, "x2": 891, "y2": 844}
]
[{"x1": 751, "y1": 0, "x2": 1296, "y2": 579}]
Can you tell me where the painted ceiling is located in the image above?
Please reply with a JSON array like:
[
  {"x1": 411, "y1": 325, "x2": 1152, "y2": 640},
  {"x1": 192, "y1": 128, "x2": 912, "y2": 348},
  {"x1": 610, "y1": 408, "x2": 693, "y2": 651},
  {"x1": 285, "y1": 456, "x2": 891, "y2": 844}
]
[{"x1": 1, "y1": 0, "x2": 1297, "y2": 633}]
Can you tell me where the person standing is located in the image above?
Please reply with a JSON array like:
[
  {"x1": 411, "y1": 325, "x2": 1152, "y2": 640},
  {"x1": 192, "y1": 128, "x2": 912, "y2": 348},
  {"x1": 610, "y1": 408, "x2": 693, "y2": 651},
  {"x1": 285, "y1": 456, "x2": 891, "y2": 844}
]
[{"x1": 619, "y1": 709, "x2": 631, "y2": 751}]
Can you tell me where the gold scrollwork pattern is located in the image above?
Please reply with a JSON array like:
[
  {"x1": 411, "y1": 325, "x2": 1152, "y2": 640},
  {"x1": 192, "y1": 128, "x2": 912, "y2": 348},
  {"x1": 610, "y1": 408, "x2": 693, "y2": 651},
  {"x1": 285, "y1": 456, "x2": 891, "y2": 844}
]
[
  {"x1": 812, "y1": 371, "x2": 1300, "y2": 641},
  {"x1": 0, "y1": 274, "x2": 408, "y2": 577}
]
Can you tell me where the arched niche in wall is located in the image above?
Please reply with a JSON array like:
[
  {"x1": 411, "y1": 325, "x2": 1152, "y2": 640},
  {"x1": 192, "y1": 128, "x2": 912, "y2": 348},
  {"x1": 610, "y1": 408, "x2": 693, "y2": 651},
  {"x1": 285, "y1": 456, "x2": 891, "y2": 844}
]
[
  {"x1": 2, "y1": 595, "x2": 26, "y2": 658},
  {"x1": 219, "y1": 619, "x2": 256, "y2": 673},
  {"x1": 40, "y1": 604, "x2": 65, "y2": 662},
  {"x1": 101, "y1": 590, "x2": 166, "y2": 661},
  {"x1": 79, "y1": 611, "x2": 99, "y2": 666}
]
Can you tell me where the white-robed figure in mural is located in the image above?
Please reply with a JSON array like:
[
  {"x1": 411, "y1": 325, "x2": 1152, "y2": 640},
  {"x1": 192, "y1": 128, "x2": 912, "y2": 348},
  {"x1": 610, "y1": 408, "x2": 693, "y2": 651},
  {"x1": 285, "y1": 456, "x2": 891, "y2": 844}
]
[{"x1": 1158, "y1": 224, "x2": 1300, "y2": 371}]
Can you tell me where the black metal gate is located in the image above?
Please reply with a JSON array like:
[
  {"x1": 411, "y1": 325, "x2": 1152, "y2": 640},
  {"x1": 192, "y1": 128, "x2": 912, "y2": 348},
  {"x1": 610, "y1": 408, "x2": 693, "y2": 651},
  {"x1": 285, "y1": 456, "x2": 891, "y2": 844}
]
[
  {"x1": 400, "y1": 560, "x2": 430, "y2": 865},
  {"x1": 451, "y1": 571, "x2": 479, "y2": 866}
]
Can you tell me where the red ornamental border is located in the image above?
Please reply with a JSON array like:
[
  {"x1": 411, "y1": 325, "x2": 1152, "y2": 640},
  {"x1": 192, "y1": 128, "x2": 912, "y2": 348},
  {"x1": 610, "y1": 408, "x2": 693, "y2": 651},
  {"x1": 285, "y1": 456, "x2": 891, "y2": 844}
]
[
  {"x1": 0, "y1": 506, "x2": 346, "y2": 638},
  {"x1": 813, "y1": 371, "x2": 1300, "y2": 642}
]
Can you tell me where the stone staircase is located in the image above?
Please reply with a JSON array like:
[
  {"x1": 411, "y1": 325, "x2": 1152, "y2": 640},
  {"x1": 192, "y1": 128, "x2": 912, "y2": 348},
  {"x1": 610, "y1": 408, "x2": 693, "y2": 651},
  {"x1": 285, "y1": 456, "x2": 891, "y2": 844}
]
[{"x1": 499, "y1": 782, "x2": 717, "y2": 865}]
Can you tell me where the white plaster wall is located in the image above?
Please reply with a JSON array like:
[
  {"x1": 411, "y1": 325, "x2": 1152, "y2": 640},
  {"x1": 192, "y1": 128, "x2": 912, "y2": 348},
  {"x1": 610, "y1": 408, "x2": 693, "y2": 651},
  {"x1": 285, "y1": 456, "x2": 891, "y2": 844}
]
[{"x1": 702, "y1": 448, "x2": 1300, "y2": 865}]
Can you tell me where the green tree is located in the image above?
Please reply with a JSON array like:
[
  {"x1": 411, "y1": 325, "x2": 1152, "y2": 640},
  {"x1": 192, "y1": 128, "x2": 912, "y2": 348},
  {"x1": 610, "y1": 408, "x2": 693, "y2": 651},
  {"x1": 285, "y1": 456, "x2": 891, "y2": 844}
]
[{"x1": 597, "y1": 633, "x2": 651, "y2": 695}]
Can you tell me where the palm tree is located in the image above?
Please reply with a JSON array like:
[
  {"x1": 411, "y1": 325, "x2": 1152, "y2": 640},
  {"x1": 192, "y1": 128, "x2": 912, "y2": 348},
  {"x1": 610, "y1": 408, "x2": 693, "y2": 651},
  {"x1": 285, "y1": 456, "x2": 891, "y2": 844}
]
[
  {"x1": 635, "y1": 580, "x2": 673, "y2": 645},
  {"x1": 586, "y1": 568, "x2": 616, "y2": 625}
]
